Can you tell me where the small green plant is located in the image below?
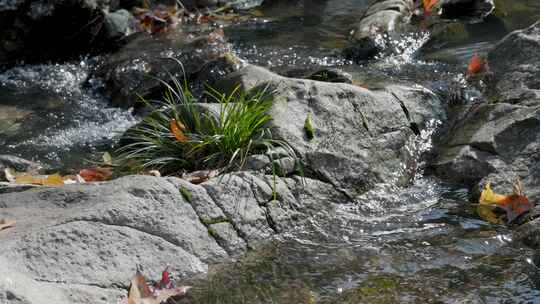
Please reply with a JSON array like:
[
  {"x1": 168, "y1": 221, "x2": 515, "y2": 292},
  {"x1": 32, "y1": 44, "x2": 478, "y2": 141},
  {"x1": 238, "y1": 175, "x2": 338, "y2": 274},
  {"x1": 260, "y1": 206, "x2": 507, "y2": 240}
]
[
  {"x1": 304, "y1": 114, "x2": 315, "y2": 140},
  {"x1": 116, "y1": 61, "x2": 296, "y2": 175}
]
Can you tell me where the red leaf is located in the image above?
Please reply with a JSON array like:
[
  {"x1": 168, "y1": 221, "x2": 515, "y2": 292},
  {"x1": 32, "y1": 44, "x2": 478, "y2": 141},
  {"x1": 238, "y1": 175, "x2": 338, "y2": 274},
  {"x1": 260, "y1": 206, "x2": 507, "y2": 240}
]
[
  {"x1": 155, "y1": 267, "x2": 171, "y2": 290},
  {"x1": 467, "y1": 54, "x2": 487, "y2": 75}
]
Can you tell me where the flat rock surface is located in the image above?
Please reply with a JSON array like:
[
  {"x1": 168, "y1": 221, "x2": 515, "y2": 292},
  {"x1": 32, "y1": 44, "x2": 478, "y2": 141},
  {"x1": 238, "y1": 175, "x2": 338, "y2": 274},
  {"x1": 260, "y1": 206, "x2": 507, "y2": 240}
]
[{"x1": 0, "y1": 172, "x2": 348, "y2": 303}]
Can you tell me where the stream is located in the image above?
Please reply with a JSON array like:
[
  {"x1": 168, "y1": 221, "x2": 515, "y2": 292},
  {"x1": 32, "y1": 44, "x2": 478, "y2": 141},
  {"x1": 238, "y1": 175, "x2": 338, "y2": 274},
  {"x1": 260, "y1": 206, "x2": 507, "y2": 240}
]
[{"x1": 1, "y1": 0, "x2": 540, "y2": 302}]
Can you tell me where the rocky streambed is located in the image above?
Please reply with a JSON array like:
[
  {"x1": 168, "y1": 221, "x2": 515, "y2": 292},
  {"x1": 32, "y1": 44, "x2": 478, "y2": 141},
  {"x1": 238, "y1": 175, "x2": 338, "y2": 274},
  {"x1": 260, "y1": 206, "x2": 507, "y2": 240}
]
[{"x1": 2, "y1": 0, "x2": 540, "y2": 303}]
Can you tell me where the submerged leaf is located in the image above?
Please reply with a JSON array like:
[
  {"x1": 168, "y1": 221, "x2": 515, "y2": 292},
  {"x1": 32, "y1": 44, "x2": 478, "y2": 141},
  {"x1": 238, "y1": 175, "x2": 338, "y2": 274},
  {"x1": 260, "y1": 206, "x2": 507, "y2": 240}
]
[{"x1": 467, "y1": 54, "x2": 487, "y2": 75}]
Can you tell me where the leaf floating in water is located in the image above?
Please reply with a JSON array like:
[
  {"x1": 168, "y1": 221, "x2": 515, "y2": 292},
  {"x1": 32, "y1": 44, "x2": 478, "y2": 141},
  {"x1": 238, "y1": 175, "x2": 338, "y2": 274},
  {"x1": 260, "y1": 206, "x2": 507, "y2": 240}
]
[
  {"x1": 119, "y1": 268, "x2": 191, "y2": 304},
  {"x1": 467, "y1": 54, "x2": 488, "y2": 76},
  {"x1": 477, "y1": 180, "x2": 535, "y2": 224},
  {"x1": 170, "y1": 119, "x2": 189, "y2": 143},
  {"x1": 0, "y1": 219, "x2": 16, "y2": 231}
]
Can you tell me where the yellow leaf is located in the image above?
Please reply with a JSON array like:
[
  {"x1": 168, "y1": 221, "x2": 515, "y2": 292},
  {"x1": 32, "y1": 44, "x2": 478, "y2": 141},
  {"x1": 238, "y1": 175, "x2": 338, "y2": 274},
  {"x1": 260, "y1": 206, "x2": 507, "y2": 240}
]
[
  {"x1": 479, "y1": 183, "x2": 507, "y2": 205},
  {"x1": 477, "y1": 205, "x2": 505, "y2": 225},
  {"x1": 13, "y1": 173, "x2": 65, "y2": 186}
]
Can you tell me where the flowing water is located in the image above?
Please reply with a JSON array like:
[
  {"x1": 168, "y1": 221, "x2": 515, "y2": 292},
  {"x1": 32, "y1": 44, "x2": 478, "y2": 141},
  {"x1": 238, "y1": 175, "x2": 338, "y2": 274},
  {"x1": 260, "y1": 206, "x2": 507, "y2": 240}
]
[{"x1": 2, "y1": 0, "x2": 540, "y2": 302}]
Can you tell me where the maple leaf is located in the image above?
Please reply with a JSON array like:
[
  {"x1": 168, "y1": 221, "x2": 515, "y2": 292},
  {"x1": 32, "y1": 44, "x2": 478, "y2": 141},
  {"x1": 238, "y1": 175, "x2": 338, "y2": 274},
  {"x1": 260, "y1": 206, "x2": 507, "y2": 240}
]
[
  {"x1": 0, "y1": 219, "x2": 16, "y2": 231},
  {"x1": 121, "y1": 269, "x2": 190, "y2": 304},
  {"x1": 78, "y1": 168, "x2": 112, "y2": 182},
  {"x1": 477, "y1": 180, "x2": 535, "y2": 224},
  {"x1": 170, "y1": 119, "x2": 189, "y2": 142},
  {"x1": 423, "y1": 0, "x2": 438, "y2": 14},
  {"x1": 467, "y1": 54, "x2": 488, "y2": 76}
]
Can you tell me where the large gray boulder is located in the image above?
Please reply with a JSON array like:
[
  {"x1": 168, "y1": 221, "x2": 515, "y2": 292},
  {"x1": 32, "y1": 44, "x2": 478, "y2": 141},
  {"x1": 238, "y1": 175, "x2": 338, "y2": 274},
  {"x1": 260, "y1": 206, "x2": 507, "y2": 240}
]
[
  {"x1": 216, "y1": 64, "x2": 445, "y2": 196},
  {"x1": 0, "y1": 172, "x2": 348, "y2": 303},
  {"x1": 431, "y1": 20, "x2": 540, "y2": 244}
]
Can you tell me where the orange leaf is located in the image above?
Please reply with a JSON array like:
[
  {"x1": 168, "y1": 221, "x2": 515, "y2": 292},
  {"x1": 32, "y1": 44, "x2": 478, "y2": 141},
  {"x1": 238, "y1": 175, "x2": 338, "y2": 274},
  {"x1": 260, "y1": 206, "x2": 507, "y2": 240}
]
[
  {"x1": 0, "y1": 219, "x2": 16, "y2": 231},
  {"x1": 79, "y1": 168, "x2": 111, "y2": 182},
  {"x1": 423, "y1": 0, "x2": 438, "y2": 12},
  {"x1": 170, "y1": 119, "x2": 189, "y2": 142},
  {"x1": 478, "y1": 181, "x2": 534, "y2": 224},
  {"x1": 14, "y1": 173, "x2": 64, "y2": 186},
  {"x1": 467, "y1": 54, "x2": 487, "y2": 76}
]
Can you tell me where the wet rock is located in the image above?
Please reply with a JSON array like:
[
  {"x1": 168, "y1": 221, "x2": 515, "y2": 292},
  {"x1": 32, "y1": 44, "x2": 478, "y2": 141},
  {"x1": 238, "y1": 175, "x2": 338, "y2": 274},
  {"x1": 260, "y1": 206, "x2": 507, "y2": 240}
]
[
  {"x1": 344, "y1": 0, "x2": 414, "y2": 61},
  {"x1": 216, "y1": 64, "x2": 445, "y2": 195},
  {"x1": 432, "y1": 21, "x2": 540, "y2": 206},
  {"x1": 0, "y1": 0, "x2": 121, "y2": 67},
  {"x1": 283, "y1": 67, "x2": 353, "y2": 84},
  {"x1": 93, "y1": 31, "x2": 239, "y2": 108},
  {"x1": 103, "y1": 9, "x2": 134, "y2": 40}
]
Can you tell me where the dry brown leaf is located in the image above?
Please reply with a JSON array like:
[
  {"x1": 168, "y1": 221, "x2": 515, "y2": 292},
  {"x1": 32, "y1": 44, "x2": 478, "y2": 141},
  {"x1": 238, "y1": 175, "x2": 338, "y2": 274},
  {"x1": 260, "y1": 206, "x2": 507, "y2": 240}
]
[
  {"x1": 182, "y1": 169, "x2": 220, "y2": 184},
  {"x1": 0, "y1": 219, "x2": 16, "y2": 231}
]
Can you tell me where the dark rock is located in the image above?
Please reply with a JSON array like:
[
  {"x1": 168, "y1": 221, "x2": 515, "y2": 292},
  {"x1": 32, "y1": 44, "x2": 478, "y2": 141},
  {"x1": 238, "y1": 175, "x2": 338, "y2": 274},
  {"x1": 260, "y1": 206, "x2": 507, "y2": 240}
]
[
  {"x1": 440, "y1": 0, "x2": 495, "y2": 22},
  {"x1": 430, "y1": 20, "x2": 540, "y2": 246},
  {"x1": 0, "y1": 0, "x2": 121, "y2": 67},
  {"x1": 92, "y1": 31, "x2": 239, "y2": 108}
]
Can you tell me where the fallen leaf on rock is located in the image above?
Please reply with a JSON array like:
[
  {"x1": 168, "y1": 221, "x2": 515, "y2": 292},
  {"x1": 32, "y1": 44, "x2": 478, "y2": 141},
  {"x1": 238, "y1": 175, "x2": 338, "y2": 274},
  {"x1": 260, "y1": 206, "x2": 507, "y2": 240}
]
[
  {"x1": 78, "y1": 168, "x2": 112, "y2": 182},
  {"x1": 120, "y1": 268, "x2": 190, "y2": 304},
  {"x1": 182, "y1": 169, "x2": 219, "y2": 184},
  {"x1": 170, "y1": 119, "x2": 189, "y2": 142},
  {"x1": 423, "y1": 0, "x2": 438, "y2": 13},
  {"x1": 13, "y1": 173, "x2": 65, "y2": 186},
  {"x1": 0, "y1": 219, "x2": 16, "y2": 231},
  {"x1": 477, "y1": 180, "x2": 534, "y2": 224},
  {"x1": 467, "y1": 54, "x2": 488, "y2": 76}
]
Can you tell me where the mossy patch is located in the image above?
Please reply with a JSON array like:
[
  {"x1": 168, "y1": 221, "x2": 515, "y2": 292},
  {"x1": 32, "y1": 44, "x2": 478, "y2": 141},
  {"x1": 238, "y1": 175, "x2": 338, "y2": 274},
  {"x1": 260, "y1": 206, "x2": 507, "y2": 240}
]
[{"x1": 179, "y1": 186, "x2": 193, "y2": 203}]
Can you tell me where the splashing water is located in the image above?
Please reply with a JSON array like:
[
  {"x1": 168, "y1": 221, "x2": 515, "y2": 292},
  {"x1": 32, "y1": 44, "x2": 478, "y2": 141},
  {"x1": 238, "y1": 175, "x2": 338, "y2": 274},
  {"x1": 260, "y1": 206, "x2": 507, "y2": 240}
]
[{"x1": 0, "y1": 60, "x2": 139, "y2": 169}]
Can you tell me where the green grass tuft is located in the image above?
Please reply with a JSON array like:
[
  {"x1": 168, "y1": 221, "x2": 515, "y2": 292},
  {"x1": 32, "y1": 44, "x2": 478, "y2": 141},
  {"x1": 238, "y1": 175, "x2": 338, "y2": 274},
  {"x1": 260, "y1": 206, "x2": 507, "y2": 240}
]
[{"x1": 115, "y1": 60, "x2": 297, "y2": 175}]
